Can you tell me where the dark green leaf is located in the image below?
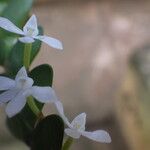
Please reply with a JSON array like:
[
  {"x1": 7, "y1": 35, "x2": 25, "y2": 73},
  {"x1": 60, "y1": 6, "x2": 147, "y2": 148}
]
[
  {"x1": 6, "y1": 104, "x2": 37, "y2": 146},
  {"x1": 29, "y1": 64, "x2": 53, "y2": 109},
  {"x1": 29, "y1": 64, "x2": 53, "y2": 87},
  {"x1": 31, "y1": 115, "x2": 64, "y2": 150}
]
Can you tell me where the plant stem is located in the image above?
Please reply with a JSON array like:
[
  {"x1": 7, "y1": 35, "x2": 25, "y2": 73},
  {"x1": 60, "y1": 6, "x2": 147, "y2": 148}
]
[
  {"x1": 62, "y1": 137, "x2": 73, "y2": 150},
  {"x1": 23, "y1": 43, "x2": 42, "y2": 118},
  {"x1": 27, "y1": 96, "x2": 41, "y2": 117},
  {"x1": 23, "y1": 43, "x2": 32, "y2": 70}
]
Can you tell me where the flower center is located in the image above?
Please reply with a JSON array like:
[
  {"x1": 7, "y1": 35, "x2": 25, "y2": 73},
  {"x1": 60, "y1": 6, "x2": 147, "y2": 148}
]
[
  {"x1": 73, "y1": 123, "x2": 81, "y2": 130},
  {"x1": 26, "y1": 27, "x2": 35, "y2": 36},
  {"x1": 16, "y1": 77, "x2": 33, "y2": 90}
]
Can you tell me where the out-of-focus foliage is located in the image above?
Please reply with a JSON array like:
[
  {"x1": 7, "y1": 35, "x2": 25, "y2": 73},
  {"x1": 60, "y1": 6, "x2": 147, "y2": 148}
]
[
  {"x1": 116, "y1": 46, "x2": 150, "y2": 150},
  {"x1": 0, "y1": 0, "x2": 33, "y2": 65},
  {"x1": 131, "y1": 46, "x2": 150, "y2": 146}
]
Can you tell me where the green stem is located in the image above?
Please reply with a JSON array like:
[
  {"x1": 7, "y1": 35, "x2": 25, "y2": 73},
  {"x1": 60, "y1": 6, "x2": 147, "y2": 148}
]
[
  {"x1": 23, "y1": 43, "x2": 32, "y2": 69},
  {"x1": 27, "y1": 96, "x2": 41, "y2": 117},
  {"x1": 62, "y1": 137, "x2": 73, "y2": 150},
  {"x1": 23, "y1": 43, "x2": 42, "y2": 118}
]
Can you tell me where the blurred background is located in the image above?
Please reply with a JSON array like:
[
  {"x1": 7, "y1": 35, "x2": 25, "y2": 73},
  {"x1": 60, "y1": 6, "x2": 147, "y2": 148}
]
[{"x1": 0, "y1": 0, "x2": 150, "y2": 149}]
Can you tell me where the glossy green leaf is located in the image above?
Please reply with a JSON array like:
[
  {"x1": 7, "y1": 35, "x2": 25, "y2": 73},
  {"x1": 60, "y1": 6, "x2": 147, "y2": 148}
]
[
  {"x1": 29, "y1": 64, "x2": 53, "y2": 87},
  {"x1": 29, "y1": 64, "x2": 53, "y2": 109},
  {"x1": 31, "y1": 115, "x2": 64, "y2": 150},
  {"x1": 6, "y1": 104, "x2": 37, "y2": 146},
  {"x1": 5, "y1": 26, "x2": 43, "y2": 75}
]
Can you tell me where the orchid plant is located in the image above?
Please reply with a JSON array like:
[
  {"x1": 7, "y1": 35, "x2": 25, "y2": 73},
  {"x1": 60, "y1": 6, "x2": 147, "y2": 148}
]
[{"x1": 0, "y1": 1, "x2": 111, "y2": 150}]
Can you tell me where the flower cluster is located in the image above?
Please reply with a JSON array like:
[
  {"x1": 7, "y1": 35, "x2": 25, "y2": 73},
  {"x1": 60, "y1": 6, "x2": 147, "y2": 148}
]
[
  {"x1": 0, "y1": 14, "x2": 111, "y2": 146},
  {"x1": 0, "y1": 66, "x2": 57, "y2": 117}
]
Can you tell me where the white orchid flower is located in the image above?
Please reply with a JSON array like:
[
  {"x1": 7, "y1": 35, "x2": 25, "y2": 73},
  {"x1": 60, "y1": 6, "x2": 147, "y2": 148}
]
[
  {"x1": 55, "y1": 101, "x2": 111, "y2": 143},
  {"x1": 0, "y1": 14, "x2": 63, "y2": 50},
  {"x1": 0, "y1": 66, "x2": 57, "y2": 118}
]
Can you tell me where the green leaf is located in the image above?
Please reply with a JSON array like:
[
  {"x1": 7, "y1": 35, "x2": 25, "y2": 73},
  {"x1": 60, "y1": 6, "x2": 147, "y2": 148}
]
[
  {"x1": 31, "y1": 115, "x2": 64, "y2": 150},
  {"x1": 6, "y1": 105, "x2": 37, "y2": 146},
  {"x1": 0, "y1": 0, "x2": 33, "y2": 65},
  {"x1": 0, "y1": 1, "x2": 8, "y2": 15},
  {"x1": 29, "y1": 64, "x2": 53, "y2": 87},
  {"x1": 6, "y1": 64, "x2": 53, "y2": 145},
  {"x1": 0, "y1": 37, "x2": 17, "y2": 65},
  {"x1": 5, "y1": 26, "x2": 43, "y2": 75},
  {"x1": 29, "y1": 64, "x2": 53, "y2": 109}
]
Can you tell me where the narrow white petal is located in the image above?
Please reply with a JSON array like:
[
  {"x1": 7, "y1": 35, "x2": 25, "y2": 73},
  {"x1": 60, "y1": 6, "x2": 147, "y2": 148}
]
[
  {"x1": 0, "y1": 89, "x2": 18, "y2": 104},
  {"x1": 65, "y1": 128, "x2": 81, "y2": 139},
  {"x1": 0, "y1": 77, "x2": 15, "y2": 90},
  {"x1": 71, "y1": 113, "x2": 86, "y2": 131},
  {"x1": 0, "y1": 17, "x2": 24, "y2": 35},
  {"x1": 35, "y1": 35, "x2": 63, "y2": 50},
  {"x1": 82, "y1": 130, "x2": 111, "y2": 143},
  {"x1": 54, "y1": 101, "x2": 71, "y2": 127},
  {"x1": 54, "y1": 101, "x2": 64, "y2": 115},
  {"x1": 19, "y1": 36, "x2": 35, "y2": 43},
  {"x1": 15, "y1": 66, "x2": 27, "y2": 81},
  {"x1": 31, "y1": 86, "x2": 57, "y2": 103},
  {"x1": 6, "y1": 92, "x2": 27, "y2": 117},
  {"x1": 23, "y1": 14, "x2": 39, "y2": 36}
]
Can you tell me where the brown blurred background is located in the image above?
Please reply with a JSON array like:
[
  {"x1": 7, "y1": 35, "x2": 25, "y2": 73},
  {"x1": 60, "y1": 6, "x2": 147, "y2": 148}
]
[{"x1": 0, "y1": 0, "x2": 150, "y2": 149}]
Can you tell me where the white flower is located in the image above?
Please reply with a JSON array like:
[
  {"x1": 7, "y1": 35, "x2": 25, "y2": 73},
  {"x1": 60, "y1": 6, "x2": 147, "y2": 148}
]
[
  {"x1": 0, "y1": 66, "x2": 57, "y2": 117},
  {"x1": 0, "y1": 14, "x2": 63, "y2": 50},
  {"x1": 55, "y1": 101, "x2": 111, "y2": 143}
]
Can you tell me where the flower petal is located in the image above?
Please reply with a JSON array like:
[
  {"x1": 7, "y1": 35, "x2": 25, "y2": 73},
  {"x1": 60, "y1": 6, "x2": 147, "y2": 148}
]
[
  {"x1": 19, "y1": 36, "x2": 35, "y2": 43},
  {"x1": 6, "y1": 92, "x2": 27, "y2": 117},
  {"x1": 35, "y1": 35, "x2": 63, "y2": 50},
  {"x1": 31, "y1": 86, "x2": 57, "y2": 103},
  {"x1": 0, "y1": 76, "x2": 15, "y2": 90},
  {"x1": 54, "y1": 101, "x2": 71, "y2": 127},
  {"x1": 23, "y1": 14, "x2": 39, "y2": 36},
  {"x1": 82, "y1": 130, "x2": 111, "y2": 143},
  {"x1": 0, "y1": 17, "x2": 24, "y2": 35},
  {"x1": 15, "y1": 66, "x2": 27, "y2": 81},
  {"x1": 71, "y1": 113, "x2": 86, "y2": 131},
  {"x1": 0, "y1": 89, "x2": 18, "y2": 104},
  {"x1": 65, "y1": 128, "x2": 81, "y2": 139}
]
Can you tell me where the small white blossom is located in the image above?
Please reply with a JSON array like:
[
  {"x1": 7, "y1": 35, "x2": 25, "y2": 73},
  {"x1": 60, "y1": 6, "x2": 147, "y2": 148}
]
[
  {"x1": 0, "y1": 66, "x2": 57, "y2": 117},
  {"x1": 0, "y1": 14, "x2": 63, "y2": 50},
  {"x1": 55, "y1": 101, "x2": 111, "y2": 143}
]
